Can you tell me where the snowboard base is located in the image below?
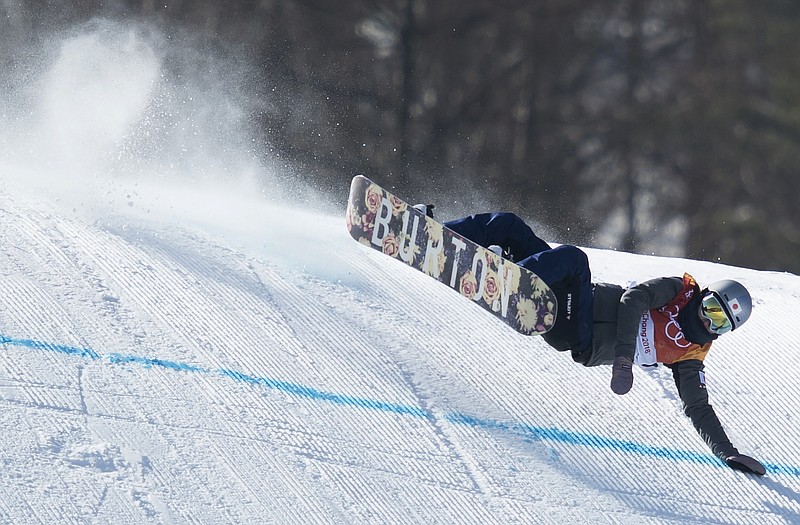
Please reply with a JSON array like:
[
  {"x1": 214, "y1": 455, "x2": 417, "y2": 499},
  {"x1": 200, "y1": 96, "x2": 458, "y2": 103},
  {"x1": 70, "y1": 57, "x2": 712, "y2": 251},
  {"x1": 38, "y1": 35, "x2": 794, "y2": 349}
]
[{"x1": 346, "y1": 175, "x2": 557, "y2": 335}]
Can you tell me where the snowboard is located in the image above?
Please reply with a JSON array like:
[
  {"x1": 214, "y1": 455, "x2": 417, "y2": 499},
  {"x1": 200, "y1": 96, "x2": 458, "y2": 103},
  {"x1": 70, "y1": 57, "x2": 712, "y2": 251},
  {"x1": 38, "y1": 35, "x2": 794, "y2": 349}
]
[{"x1": 346, "y1": 175, "x2": 557, "y2": 335}]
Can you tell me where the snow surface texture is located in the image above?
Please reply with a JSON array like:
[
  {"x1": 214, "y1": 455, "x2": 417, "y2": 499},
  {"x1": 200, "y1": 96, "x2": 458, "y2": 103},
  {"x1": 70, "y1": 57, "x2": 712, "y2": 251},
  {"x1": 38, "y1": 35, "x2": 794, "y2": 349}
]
[{"x1": 2, "y1": 19, "x2": 800, "y2": 525}]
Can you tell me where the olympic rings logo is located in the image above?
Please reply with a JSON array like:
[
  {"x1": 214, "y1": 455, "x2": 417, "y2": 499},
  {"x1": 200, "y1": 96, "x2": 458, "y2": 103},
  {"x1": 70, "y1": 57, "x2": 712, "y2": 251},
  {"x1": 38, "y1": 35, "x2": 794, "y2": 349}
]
[{"x1": 663, "y1": 304, "x2": 691, "y2": 348}]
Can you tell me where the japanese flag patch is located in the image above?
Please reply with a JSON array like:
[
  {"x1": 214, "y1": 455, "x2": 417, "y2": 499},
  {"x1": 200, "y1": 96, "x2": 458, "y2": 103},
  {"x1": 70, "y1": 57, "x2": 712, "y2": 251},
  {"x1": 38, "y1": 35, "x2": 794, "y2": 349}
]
[{"x1": 727, "y1": 297, "x2": 742, "y2": 322}]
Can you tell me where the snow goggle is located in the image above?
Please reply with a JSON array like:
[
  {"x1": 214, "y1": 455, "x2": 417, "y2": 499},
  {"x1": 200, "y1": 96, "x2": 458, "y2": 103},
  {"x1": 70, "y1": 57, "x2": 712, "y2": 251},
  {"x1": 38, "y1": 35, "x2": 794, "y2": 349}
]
[{"x1": 700, "y1": 292, "x2": 733, "y2": 335}]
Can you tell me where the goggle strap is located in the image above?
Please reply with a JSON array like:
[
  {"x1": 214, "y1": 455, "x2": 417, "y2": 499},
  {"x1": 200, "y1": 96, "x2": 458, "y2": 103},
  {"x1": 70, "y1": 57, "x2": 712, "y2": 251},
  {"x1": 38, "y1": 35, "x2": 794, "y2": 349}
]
[{"x1": 711, "y1": 291, "x2": 736, "y2": 327}]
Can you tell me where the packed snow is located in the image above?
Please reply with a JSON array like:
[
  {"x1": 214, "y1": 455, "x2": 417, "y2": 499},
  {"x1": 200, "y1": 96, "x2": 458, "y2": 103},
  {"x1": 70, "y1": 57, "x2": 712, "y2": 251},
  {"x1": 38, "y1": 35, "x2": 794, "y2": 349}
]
[{"x1": 2, "y1": 19, "x2": 800, "y2": 525}]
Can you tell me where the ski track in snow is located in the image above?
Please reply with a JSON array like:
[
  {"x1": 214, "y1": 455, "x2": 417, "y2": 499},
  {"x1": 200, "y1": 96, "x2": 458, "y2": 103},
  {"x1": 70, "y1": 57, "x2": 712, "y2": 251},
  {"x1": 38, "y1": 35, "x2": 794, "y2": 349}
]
[{"x1": 1, "y1": 189, "x2": 800, "y2": 524}]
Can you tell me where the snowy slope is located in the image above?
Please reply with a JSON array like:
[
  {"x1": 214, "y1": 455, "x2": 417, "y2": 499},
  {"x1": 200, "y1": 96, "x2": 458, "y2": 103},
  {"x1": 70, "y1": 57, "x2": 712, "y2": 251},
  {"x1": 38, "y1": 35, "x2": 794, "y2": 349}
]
[
  {"x1": 1, "y1": 178, "x2": 800, "y2": 525},
  {"x1": 3, "y1": 17, "x2": 800, "y2": 525}
]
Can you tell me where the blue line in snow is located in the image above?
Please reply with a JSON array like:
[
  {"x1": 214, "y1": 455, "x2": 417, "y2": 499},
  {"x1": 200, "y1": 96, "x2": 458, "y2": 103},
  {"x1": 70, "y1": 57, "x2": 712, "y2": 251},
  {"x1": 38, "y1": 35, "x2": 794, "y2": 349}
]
[
  {"x1": 0, "y1": 335, "x2": 101, "y2": 360},
  {"x1": 446, "y1": 413, "x2": 723, "y2": 467},
  {"x1": 218, "y1": 368, "x2": 428, "y2": 417},
  {"x1": 107, "y1": 353, "x2": 207, "y2": 373},
  {"x1": 1, "y1": 333, "x2": 796, "y2": 477}
]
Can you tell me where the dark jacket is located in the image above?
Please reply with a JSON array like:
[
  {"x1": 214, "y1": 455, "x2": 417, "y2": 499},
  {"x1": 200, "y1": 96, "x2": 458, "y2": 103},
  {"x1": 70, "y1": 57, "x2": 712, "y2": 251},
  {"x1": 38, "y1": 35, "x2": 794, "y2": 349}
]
[{"x1": 577, "y1": 278, "x2": 739, "y2": 459}]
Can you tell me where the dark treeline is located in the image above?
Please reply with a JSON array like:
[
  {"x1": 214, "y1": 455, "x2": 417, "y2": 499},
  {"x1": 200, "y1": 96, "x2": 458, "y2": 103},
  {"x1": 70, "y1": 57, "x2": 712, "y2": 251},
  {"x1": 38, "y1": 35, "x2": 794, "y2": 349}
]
[{"x1": 4, "y1": 0, "x2": 800, "y2": 273}]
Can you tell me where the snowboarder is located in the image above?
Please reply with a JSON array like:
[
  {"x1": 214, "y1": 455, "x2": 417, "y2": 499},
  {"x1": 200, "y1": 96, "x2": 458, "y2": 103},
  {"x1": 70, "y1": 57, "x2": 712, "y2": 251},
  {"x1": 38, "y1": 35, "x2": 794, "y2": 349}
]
[{"x1": 437, "y1": 210, "x2": 766, "y2": 476}]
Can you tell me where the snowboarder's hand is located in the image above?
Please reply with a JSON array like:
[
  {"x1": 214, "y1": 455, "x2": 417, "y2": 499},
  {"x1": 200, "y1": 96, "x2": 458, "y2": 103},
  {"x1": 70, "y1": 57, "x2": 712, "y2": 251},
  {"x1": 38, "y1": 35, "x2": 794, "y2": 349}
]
[
  {"x1": 610, "y1": 356, "x2": 634, "y2": 395},
  {"x1": 725, "y1": 454, "x2": 766, "y2": 476}
]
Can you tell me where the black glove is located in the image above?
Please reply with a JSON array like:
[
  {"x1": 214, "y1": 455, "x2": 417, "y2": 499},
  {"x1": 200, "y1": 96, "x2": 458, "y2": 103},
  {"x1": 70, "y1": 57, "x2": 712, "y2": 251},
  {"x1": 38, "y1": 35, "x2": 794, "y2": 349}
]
[
  {"x1": 725, "y1": 454, "x2": 766, "y2": 476},
  {"x1": 610, "y1": 356, "x2": 634, "y2": 395}
]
